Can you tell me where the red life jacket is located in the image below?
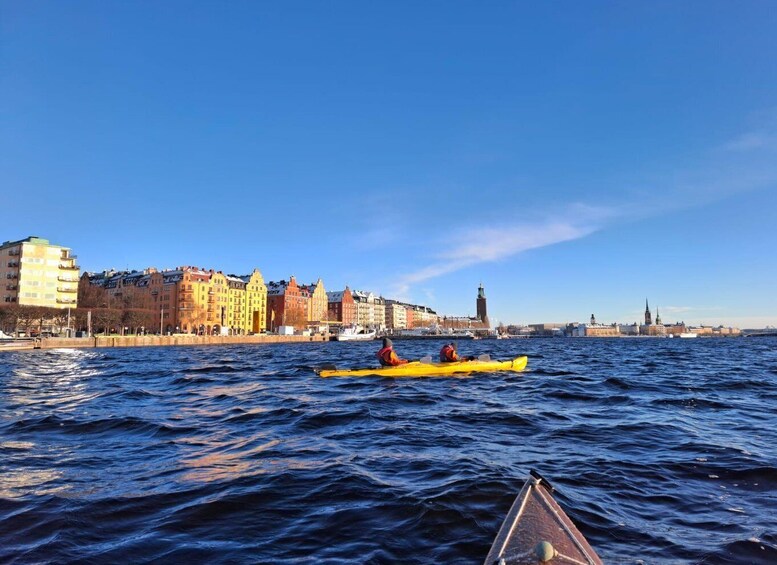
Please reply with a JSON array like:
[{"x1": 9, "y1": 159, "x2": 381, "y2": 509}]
[
  {"x1": 377, "y1": 346, "x2": 397, "y2": 366},
  {"x1": 440, "y1": 344, "x2": 458, "y2": 362}
]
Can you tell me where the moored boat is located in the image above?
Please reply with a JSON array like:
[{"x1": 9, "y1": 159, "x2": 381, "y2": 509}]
[
  {"x1": 484, "y1": 470, "x2": 602, "y2": 565},
  {"x1": 334, "y1": 326, "x2": 377, "y2": 341}
]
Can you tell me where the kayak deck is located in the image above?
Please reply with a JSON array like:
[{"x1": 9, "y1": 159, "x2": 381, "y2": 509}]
[
  {"x1": 484, "y1": 471, "x2": 602, "y2": 565},
  {"x1": 318, "y1": 355, "x2": 527, "y2": 377}
]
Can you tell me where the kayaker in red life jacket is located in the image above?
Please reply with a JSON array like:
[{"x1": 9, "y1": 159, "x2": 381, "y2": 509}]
[
  {"x1": 440, "y1": 342, "x2": 476, "y2": 363},
  {"x1": 377, "y1": 337, "x2": 408, "y2": 367}
]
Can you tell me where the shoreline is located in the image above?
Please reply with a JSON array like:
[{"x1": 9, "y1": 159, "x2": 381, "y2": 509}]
[{"x1": 0, "y1": 334, "x2": 328, "y2": 352}]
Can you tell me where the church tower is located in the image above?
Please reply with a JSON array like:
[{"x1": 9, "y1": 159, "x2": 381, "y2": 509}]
[
  {"x1": 644, "y1": 299, "x2": 652, "y2": 326},
  {"x1": 590, "y1": 313, "x2": 596, "y2": 325},
  {"x1": 476, "y1": 283, "x2": 490, "y2": 328},
  {"x1": 656, "y1": 308, "x2": 662, "y2": 325}
]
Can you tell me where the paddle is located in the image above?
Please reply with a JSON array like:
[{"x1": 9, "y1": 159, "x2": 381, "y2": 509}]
[{"x1": 315, "y1": 364, "x2": 338, "y2": 374}]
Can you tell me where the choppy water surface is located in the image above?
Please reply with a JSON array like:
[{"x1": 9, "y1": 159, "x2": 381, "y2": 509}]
[{"x1": 1, "y1": 338, "x2": 776, "y2": 564}]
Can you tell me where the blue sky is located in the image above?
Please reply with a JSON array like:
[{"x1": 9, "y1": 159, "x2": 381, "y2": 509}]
[{"x1": 2, "y1": 1, "x2": 776, "y2": 327}]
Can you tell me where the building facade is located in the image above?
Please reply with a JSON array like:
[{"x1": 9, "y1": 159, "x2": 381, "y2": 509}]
[
  {"x1": 385, "y1": 300, "x2": 408, "y2": 330},
  {"x1": 81, "y1": 265, "x2": 269, "y2": 335},
  {"x1": 242, "y1": 269, "x2": 268, "y2": 334},
  {"x1": 267, "y1": 276, "x2": 308, "y2": 331},
  {"x1": 302, "y1": 279, "x2": 328, "y2": 323},
  {"x1": 1, "y1": 236, "x2": 79, "y2": 308},
  {"x1": 327, "y1": 287, "x2": 356, "y2": 326}
]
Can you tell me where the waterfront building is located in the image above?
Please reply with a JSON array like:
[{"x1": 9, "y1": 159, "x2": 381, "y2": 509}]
[
  {"x1": 327, "y1": 287, "x2": 356, "y2": 326},
  {"x1": 0, "y1": 236, "x2": 80, "y2": 308},
  {"x1": 209, "y1": 271, "x2": 229, "y2": 333},
  {"x1": 412, "y1": 305, "x2": 438, "y2": 327},
  {"x1": 618, "y1": 323, "x2": 640, "y2": 336},
  {"x1": 405, "y1": 305, "x2": 415, "y2": 329},
  {"x1": 530, "y1": 323, "x2": 565, "y2": 337},
  {"x1": 644, "y1": 323, "x2": 666, "y2": 337},
  {"x1": 301, "y1": 278, "x2": 327, "y2": 323},
  {"x1": 664, "y1": 322, "x2": 688, "y2": 336},
  {"x1": 241, "y1": 269, "x2": 268, "y2": 334},
  {"x1": 225, "y1": 275, "x2": 246, "y2": 334},
  {"x1": 178, "y1": 266, "x2": 213, "y2": 334},
  {"x1": 352, "y1": 290, "x2": 376, "y2": 329},
  {"x1": 373, "y1": 296, "x2": 386, "y2": 330},
  {"x1": 477, "y1": 283, "x2": 490, "y2": 327},
  {"x1": 385, "y1": 300, "x2": 408, "y2": 330},
  {"x1": 267, "y1": 276, "x2": 308, "y2": 331},
  {"x1": 584, "y1": 324, "x2": 620, "y2": 337},
  {"x1": 439, "y1": 285, "x2": 490, "y2": 331},
  {"x1": 440, "y1": 315, "x2": 476, "y2": 330},
  {"x1": 148, "y1": 269, "x2": 182, "y2": 333},
  {"x1": 80, "y1": 265, "x2": 269, "y2": 336}
]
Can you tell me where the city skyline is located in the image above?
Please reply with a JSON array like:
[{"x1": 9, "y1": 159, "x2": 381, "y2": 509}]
[{"x1": 2, "y1": 3, "x2": 776, "y2": 327}]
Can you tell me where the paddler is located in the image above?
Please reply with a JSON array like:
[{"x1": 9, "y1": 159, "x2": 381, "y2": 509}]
[
  {"x1": 376, "y1": 337, "x2": 408, "y2": 366},
  {"x1": 439, "y1": 341, "x2": 475, "y2": 363}
]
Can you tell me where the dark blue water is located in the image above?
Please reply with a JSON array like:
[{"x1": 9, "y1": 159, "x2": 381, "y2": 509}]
[{"x1": 1, "y1": 338, "x2": 776, "y2": 564}]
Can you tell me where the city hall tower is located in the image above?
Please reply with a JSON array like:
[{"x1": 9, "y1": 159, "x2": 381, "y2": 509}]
[{"x1": 477, "y1": 283, "x2": 490, "y2": 328}]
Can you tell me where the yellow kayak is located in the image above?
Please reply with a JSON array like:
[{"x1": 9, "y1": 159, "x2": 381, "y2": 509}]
[
  {"x1": 484, "y1": 470, "x2": 603, "y2": 564},
  {"x1": 318, "y1": 355, "x2": 527, "y2": 378}
]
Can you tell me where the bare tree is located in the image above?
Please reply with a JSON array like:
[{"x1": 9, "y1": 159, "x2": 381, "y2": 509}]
[
  {"x1": 285, "y1": 305, "x2": 307, "y2": 330},
  {"x1": 91, "y1": 308, "x2": 122, "y2": 335},
  {"x1": 0, "y1": 305, "x2": 21, "y2": 335}
]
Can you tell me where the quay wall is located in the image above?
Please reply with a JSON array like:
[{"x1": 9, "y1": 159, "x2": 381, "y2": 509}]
[{"x1": 35, "y1": 334, "x2": 328, "y2": 350}]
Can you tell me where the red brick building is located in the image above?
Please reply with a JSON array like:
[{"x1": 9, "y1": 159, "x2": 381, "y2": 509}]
[
  {"x1": 326, "y1": 286, "x2": 356, "y2": 325},
  {"x1": 266, "y1": 276, "x2": 308, "y2": 330}
]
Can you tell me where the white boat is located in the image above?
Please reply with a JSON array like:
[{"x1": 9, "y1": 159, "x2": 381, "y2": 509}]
[
  {"x1": 679, "y1": 332, "x2": 698, "y2": 338},
  {"x1": 334, "y1": 326, "x2": 377, "y2": 341}
]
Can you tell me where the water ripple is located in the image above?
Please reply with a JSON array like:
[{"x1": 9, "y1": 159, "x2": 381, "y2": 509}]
[{"x1": 1, "y1": 338, "x2": 776, "y2": 563}]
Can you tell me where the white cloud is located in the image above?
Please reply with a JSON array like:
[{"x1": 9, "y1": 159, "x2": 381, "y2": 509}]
[
  {"x1": 392, "y1": 207, "x2": 610, "y2": 294},
  {"x1": 722, "y1": 132, "x2": 777, "y2": 152},
  {"x1": 385, "y1": 117, "x2": 777, "y2": 300}
]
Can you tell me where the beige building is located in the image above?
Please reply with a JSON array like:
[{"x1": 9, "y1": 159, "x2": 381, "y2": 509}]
[
  {"x1": 304, "y1": 279, "x2": 328, "y2": 323},
  {"x1": 385, "y1": 301, "x2": 407, "y2": 330},
  {"x1": 584, "y1": 324, "x2": 620, "y2": 337},
  {"x1": 373, "y1": 296, "x2": 386, "y2": 329},
  {"x1": 1, "y1": 236, "x2": 79, "y2": 308},
  {"x1": 353, "y1": 290, "x2": 376, "y2": 328},
  {"x1": 412, "y1": 305, "x2": 438, "y2": 327}
]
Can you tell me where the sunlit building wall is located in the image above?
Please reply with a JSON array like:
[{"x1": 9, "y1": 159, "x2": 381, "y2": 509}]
[
  {"x1": 0, "y1": 236, "x2": 79, "y2": 308},
  {"x1": 242, "y1": 269, "x2": 268, "y2": 333}
]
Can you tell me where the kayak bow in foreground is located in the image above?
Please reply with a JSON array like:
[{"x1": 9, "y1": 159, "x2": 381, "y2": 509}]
[
  {"x1": 484, "y1": 470, "x2": 603, "y2": 565},
  {"x1": 317, "y1": 355, "x2": 528, "y2": 378}
]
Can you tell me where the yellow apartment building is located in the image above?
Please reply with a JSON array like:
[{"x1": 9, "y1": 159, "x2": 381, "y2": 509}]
[
  {"x1": 242, "y1": 269, "x2": 268, "y2": 333},
  {"x1": 226, "y1": 275, "x2": 247, "y2": 334},
  {"x1": 81, "y1": 265, "x2": 270, "y2": 336},
  {"x1": 207, "y1": 271, "x2": 229, "y2": 333},
  {"x1": 0, "y1": 236, "x2": 79, "y2": 308}
]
